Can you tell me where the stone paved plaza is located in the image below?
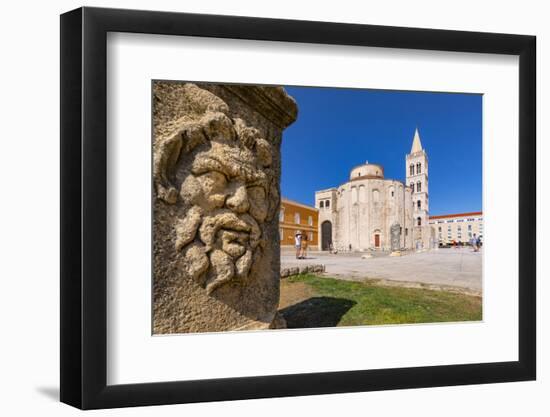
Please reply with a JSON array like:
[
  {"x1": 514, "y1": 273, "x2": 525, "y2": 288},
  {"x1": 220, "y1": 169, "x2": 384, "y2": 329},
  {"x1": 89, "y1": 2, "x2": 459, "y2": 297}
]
[{"x1": 281, "y1": 247, "x2": 482, "y2": 293}]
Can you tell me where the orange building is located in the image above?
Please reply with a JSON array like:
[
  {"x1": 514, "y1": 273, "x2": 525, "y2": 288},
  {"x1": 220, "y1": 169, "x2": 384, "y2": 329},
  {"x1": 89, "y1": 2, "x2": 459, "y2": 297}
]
[{"x1": 279, "y1": 198, "x2": 319, "y2": 248}]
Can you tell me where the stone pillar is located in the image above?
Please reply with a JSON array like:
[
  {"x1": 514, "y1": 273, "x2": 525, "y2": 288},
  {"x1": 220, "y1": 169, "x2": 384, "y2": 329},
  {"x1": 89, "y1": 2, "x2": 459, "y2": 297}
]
[
  {"x1": 389, "y1": 222, "x2": 402, "y2": 256},
  {"x1": 152, "y1": 82, "x2": 297, "y2": 334}
]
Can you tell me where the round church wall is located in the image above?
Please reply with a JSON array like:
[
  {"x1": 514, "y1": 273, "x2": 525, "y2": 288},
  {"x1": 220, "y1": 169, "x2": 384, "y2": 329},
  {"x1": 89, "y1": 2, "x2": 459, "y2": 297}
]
[{"x1": 324, "y1": 177, "x2": 411, "y2": 252}]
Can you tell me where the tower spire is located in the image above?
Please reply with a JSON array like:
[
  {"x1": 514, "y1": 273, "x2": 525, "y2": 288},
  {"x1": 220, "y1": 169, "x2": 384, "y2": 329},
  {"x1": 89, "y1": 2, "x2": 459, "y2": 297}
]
[{"x1": 410, "y1": 127, "x2": 423, "y2": 153}]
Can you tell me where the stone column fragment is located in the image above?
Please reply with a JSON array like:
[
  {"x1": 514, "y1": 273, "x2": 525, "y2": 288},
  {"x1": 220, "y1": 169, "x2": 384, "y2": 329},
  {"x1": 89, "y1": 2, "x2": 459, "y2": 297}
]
[{"x1": 153, "y1": 81, "x2": 297, "y2": 334}]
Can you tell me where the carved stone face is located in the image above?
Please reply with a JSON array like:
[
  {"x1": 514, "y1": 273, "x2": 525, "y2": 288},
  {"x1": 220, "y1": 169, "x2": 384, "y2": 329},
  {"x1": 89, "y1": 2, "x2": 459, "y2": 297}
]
[{"x1": 170, "y1": 111, "x2": 278, "y2": 295}]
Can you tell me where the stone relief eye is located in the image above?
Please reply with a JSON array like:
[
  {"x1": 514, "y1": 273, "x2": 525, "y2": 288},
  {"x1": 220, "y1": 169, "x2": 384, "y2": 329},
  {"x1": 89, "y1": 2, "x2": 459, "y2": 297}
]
[
  {"x1": 247, "y1": 185, "x2": 268, "y2": 222},
  {"x1": 247, "y1": 185, "x2": 266, "y2": 201},
  {"x1": 197, "y1": 171, "x2": 228, "y2": 194}
]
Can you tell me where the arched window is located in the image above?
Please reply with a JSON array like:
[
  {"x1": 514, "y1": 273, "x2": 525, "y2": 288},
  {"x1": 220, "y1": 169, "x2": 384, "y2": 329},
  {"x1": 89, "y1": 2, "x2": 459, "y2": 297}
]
[
  {"x1": 416, "y1": 181, "x2": 422, "y2": 193},
  {"x1": 409, "y1": 164, "x2": 414, "y2": 176},
  {"x1": 410, "y1": 183, "x2": 414, "y2": 190},
  {"x1": 417, "y1": 217, "x2": 422, "y2": 226},
  {"x1": 358, "y1": 185, "x2": 366, "y2": 202},
  {"x1": 279, "y1": 208, "x2": 285, "y2": 222},
  {"x1": 325, "y1": 200, "x2": 330, "y2": 208},
  {"x1": 416, "y1": 162, "x2": 421, "y2": 174},
  {"x1": 294, "y1": 212, "x2": 300, "y2": 224},
  {"x1": 320, "y1": 201, "x2": 324, "y2": 208},
  {"x1": 417, "y1": 200, "x2": 421, "y2": 209}
]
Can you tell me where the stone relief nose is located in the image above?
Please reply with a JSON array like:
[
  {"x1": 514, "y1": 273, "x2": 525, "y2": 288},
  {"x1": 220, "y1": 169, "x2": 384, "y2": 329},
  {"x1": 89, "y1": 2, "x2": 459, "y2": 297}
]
[{"x1": 225, "y1": 183, "x2": 250, "y2": 213}]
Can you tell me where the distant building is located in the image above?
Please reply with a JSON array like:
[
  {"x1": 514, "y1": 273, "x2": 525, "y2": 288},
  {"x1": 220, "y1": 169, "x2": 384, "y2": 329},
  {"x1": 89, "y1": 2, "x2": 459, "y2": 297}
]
[
  {"x1": 279, "y1": 198, "x2": 319, "y2": 248},
  {"x1": 315, "y1": 128, "x2": 434, "y2": 252},
  {"x1": 429, "y1": 212, "x2": 483, "y2": 245}
]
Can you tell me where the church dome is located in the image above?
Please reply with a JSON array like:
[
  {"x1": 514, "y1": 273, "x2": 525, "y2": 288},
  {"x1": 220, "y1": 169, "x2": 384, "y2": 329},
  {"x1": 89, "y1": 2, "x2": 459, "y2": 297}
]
[{"x1": 349, "y1": 162, "x2": 384, "y2": 180}]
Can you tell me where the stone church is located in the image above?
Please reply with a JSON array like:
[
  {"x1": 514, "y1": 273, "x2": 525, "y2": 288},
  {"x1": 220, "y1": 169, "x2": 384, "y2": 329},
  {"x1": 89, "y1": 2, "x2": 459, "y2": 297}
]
[{"x1": 315, "y1": 128, "x2": 435, "y2": 252}]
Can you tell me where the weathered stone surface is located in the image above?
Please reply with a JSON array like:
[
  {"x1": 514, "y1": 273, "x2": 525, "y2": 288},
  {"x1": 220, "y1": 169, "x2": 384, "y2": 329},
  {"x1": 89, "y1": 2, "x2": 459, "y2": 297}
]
[
  {"x1": 390, "y1": 222, "x2": 401, "y2": 251},
  {"x1": 153, "y1": 81, "x2": 297, "y2": 334},
  {"x1": 288, "y1": 267, "x2": 299, "y2": 276},
  {"x1": 280, "y1": 264, "x2": 325, "y2": 277}
]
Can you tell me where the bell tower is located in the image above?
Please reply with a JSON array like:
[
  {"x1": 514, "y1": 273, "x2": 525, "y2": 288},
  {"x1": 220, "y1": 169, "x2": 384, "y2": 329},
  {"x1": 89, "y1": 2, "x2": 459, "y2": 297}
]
[{"x1": 406, "y1": 127, "x2": 429, "y2": 228}]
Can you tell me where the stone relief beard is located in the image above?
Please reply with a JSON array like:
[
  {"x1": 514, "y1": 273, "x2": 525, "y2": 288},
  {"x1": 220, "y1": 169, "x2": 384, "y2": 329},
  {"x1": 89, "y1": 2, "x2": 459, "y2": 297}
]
[{"x1": 178, "y1": 201, "x2": 266, "y2": 295}]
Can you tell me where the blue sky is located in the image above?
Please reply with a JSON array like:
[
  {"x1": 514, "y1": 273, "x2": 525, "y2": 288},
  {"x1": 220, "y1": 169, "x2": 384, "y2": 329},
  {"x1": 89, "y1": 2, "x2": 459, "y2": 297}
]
[{"x1": 281, "y1": 86, "x2": 482, "y2": 216}]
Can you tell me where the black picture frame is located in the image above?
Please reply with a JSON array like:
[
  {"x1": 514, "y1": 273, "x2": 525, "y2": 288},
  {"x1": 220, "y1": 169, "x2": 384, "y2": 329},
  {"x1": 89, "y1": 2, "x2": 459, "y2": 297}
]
[{"x1": 60, "y1": 6, "x2": 536, "y2": 410}]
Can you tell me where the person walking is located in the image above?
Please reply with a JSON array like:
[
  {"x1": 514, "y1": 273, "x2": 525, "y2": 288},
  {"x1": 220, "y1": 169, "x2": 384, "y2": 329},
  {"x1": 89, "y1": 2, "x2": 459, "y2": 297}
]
[
  {"x1": 295, "y1": 231, "x2": 302, "y2": 259},
  {"x1": 471, "y1": 233, "x2": 479, "y2": 252},
  {"x1": 300, "y1": 233, "x2": 308, "y2": 259}
]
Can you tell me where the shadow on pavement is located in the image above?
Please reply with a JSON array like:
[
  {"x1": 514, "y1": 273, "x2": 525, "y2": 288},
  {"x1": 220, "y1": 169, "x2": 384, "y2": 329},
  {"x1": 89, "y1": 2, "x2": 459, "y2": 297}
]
[
  {"x1": 35, "y1": 386, "x2": 59, "y2": 401},
  {"x1": 279, "y1": 297, "x2": 356, "y2": 328}
]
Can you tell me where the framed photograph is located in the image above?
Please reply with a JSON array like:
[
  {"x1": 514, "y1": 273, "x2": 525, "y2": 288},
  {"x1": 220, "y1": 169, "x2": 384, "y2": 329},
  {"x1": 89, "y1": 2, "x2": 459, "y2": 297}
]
[{"x1": 60, "y1": 6, "x2": 536, "y2": 409}]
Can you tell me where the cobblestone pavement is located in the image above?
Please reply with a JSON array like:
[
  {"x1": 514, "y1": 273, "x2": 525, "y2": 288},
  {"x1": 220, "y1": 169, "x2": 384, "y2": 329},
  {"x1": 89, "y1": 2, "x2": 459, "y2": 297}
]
[{"x1": 281, "y1": 247, "x2": 482, "y2": 292}]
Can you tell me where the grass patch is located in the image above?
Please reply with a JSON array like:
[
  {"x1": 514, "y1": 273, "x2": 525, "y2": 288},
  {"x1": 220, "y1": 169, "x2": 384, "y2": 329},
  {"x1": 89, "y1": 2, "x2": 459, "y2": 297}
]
[{"x1": 280, "y1": 274, "x2": 482, "y2": 328}]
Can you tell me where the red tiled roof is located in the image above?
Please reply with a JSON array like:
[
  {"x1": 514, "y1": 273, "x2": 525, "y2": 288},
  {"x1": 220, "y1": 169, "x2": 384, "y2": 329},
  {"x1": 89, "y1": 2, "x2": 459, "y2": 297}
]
[
  {"x1": 281, "y1": 197, "x2": 318, "y2": 211},
  {"x1": 429, "y1": 211, "x2": 483, "y2": 220}
]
